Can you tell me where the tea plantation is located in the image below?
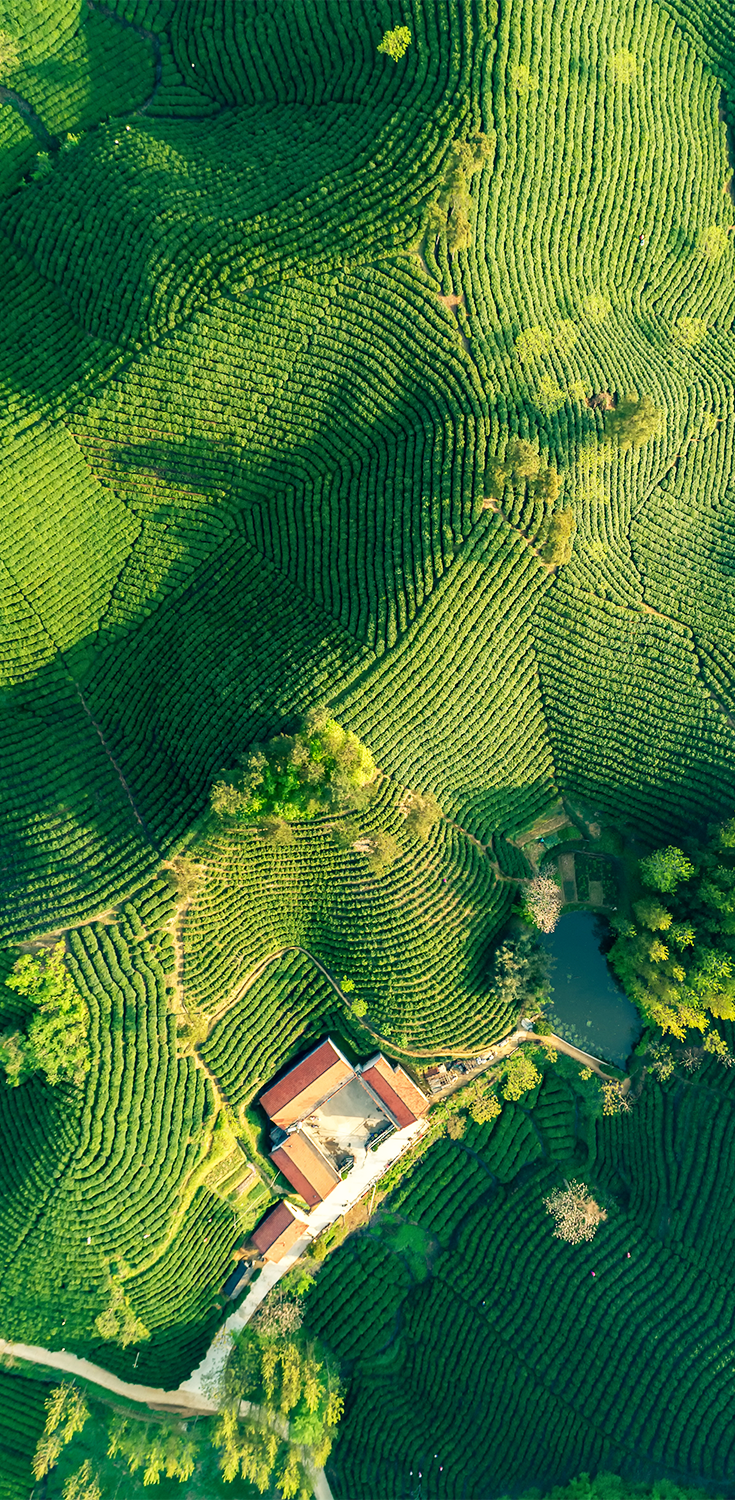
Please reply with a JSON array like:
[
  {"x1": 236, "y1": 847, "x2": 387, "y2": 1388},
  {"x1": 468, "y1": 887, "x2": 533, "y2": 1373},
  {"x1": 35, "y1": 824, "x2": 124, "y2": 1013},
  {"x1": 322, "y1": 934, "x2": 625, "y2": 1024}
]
[
  {"x1": 304, "y1": 1050, "x2": 735, "y2": 1496},
  {"x1": 2, "y1": 0, "x2": 735, "y2": 1493}
]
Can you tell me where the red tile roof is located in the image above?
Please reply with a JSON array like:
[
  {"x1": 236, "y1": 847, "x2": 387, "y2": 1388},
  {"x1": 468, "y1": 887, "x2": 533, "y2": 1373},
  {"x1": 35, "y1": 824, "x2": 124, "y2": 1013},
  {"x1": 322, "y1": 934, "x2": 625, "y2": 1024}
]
[
  {"x1": 260, "y1": 1040, "x2": 353, "y2": 1128},
  {"x1": 250, "y1": 1202, "x2": 307, "y2": 1262},
  {"x1": 271, "y1": 1130, "x2": 341, "y2": 1207},
  {"x1": 359, "y1": 1055, "x2": 427, "y2": 1128}
]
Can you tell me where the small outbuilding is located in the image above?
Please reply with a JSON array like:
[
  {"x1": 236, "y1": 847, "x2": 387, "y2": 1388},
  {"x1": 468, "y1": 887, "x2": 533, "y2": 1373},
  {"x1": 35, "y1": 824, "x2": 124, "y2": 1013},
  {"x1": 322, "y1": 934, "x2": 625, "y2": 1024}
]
[{"x1": 250, "y1": 1201, "x2": 310, "y2": 1263}]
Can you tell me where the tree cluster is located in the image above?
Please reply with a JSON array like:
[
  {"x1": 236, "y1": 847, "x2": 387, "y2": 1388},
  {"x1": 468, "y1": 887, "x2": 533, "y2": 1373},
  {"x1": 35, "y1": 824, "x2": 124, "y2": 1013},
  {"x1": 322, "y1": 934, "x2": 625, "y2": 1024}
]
[
  {"x1": 485, "y1": 437, "x2": 562, "y2": 506},
  {"x1": 0, "y1": 944, "x2": 90, "y2": 1089},
  {"x1": 423, "y1": 135, "x2": 495, "y2": 252},
  {"x1": 33, "y1": 1384, "x2": 90, "y2": 1482},
  {"x1": 210, "y1": 708, "x2": 376, "y2": 827},
  {"x1": 107, "y1": 1417, "x2": 198, "y2": 1483},
  {"x1": 610, "y1": 822, "x2": 735, "y2": 1041},
  {"x1": 213, "y1": 1319, "x2": 345, "y2": 1496},
  {"x1": 488, "y1": 928, "x2": 552, "y2": 1016}
]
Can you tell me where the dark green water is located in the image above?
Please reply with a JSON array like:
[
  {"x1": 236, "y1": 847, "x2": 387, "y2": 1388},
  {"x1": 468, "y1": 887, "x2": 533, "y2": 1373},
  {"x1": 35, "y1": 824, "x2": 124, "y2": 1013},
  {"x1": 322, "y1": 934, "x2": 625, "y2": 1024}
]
[{"x1": 540, "y1": 910, "x2": 641, "y2": 1066}]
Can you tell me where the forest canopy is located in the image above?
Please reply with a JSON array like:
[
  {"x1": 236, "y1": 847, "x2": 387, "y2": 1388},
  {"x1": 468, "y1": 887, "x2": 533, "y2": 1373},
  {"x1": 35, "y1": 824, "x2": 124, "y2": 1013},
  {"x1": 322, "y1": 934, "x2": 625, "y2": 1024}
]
[
  {"x1": 0, "y1": 944, "x2": 90, "y2": 1089},
  {"x1": 610, "y1": 819, "x2": 735, "y2": 1039}
]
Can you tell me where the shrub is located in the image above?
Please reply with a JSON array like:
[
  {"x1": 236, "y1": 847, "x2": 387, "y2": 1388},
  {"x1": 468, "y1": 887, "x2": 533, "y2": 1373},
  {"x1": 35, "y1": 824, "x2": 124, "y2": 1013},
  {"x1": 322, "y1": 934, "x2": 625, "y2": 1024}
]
[{"x1": 377, "y1": 26, "x2": 411, "y2": 61}]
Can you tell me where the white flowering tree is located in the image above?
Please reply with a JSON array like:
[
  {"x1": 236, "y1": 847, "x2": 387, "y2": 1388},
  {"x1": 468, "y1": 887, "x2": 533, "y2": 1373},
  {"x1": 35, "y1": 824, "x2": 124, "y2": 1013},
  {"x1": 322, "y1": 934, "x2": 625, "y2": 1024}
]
[
  {"x1": 544, "y1": 1180, "x2": 607, "y2": 1243},
  {"x1": 524, "y1": 869, "x2": 562, "y2": 933}
]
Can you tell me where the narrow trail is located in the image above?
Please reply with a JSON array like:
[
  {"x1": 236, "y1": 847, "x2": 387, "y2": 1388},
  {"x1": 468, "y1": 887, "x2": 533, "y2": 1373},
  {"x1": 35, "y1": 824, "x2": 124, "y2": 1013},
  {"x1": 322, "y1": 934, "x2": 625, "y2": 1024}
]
[
  {"x1": 87, "y1": 1, "x2": 163, "y2": 112},
  {"x1": 482, "y1": 497, "x2": 557, "y2": 573},
  {"x1": 72, "y1": 680, "x2": 161, "y2": 853},
  {"x1": 0, "y1": 83, "x2": 58, "y2": 149}
]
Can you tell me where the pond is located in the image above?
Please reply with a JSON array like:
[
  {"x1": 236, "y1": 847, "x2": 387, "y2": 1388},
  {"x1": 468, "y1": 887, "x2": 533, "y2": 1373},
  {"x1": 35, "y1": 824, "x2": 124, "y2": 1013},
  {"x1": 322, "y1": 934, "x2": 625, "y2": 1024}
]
[{"x1": 539, "y1": 910, "x2": 642, "y2": 1067}]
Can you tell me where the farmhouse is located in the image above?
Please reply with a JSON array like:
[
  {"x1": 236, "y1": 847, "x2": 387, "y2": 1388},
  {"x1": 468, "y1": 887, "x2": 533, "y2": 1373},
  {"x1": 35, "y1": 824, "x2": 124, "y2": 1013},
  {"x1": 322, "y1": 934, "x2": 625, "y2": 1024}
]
[{"x1": 259, "y1": 1038, "x2": 427, "y2": 1210}]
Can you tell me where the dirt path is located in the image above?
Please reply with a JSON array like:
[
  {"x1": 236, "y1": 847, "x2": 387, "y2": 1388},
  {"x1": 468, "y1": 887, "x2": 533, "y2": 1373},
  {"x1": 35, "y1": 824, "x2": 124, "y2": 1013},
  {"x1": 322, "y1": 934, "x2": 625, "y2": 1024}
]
[{"x1": 482, "y1": 497, "x2": 557, "y2": 572}]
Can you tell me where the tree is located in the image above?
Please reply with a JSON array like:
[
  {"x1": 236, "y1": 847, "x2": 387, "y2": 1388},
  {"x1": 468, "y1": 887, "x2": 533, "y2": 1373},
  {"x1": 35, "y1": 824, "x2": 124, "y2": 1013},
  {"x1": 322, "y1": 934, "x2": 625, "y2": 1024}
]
[
  {"x1": 515, "y1": 326, "x2": 553, "y2": 361},
  {"x1": 639, "y1": 846, "x2": 694, "y2": 894},
  {"x1": 423, "y1": 135, "x2": 494, "y2": 251},
  {"x1": 605, "y1": 393, "x2": 662, "y2": 448},
  {"x1": 600, "y1": 1080, "x2": 631, "y2": 1115},
  {"x1": 377, "y1": 26, "x2": 411, "y2": 60},
  {"x1": 539, "y1": 508, "x2": 575, "y2": 565},
  {"x1": 468, "y1": 1089, "x2": 501, "y2": 1124},
  {"x1": 62, "y1": 1461, "x2": 102, "y2": 1500},
  {"x1": 95, "y1": 1275, "x2": 149, "y2": 1348},
  {"x1": 364, "y1": 830, "x2": 400, "y2": 876},
  {"x1": 505, "y1": 438, "x2": 542, "y2": 478},
  {"x1": 633, "y1": 898, "x2": 672, "y2": 931},
  {"x1": 502, "y1": 1050, "x2": 541, "y2": 1100},
  {"x1": 256, "y1": 814, "x2": 296, "y2": 845},
  {"x1": 404, "y1": 791, "x2": 442, "y2": 841},
  {"x1": 648, "y1": 1042, "x2": 675, "y2": 1081},
  {"x1": 523, "y1": 871, "x2": 563, "y2": 932},
  {"x1": 33, "y1": 1384, "x2": 90, "y2": 1480},
  {"x1": 0, "y1": 945, "x2": 90, "y2": 1089},
  {"x1": 544, "y1": 1180, "x2": 607, "y2": 1243}
]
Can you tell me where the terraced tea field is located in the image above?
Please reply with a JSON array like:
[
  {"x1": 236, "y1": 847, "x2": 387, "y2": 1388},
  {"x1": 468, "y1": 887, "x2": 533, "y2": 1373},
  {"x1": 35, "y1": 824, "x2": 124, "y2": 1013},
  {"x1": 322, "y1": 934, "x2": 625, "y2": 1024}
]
[{"x1": 2, "y1": 0, "x2": 735, "y2": 1492}]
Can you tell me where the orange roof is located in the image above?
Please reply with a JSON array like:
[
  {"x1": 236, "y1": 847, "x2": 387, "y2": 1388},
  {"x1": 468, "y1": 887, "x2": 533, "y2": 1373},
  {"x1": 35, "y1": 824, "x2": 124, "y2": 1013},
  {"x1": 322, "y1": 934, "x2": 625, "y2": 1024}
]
[
  {"x1": 359, "y1": 1055, "x2": 426, "y2": 1128},
  {"x1": 251, "y1": 1202, "x2": 308, "y2": 1263},
  {"x1": 271, "y1": 1129, "x2": 341, "y2": 1207},
  {"x1": 260, "y1": 1040, "x2": 354, "y2": 1129}
]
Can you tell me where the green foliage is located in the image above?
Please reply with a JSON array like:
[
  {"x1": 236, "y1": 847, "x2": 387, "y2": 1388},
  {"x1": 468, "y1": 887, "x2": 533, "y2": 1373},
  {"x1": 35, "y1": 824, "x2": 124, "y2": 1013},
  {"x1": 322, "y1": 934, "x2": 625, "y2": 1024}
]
[
  {"x1": 0, "y1": 944, "x2": 89, "y2": 1089},
  {"x1": 107, "y1": 1416, "x2": 198, "y2": 1482},
  {"x1": 94, "y1": 1276, "x2": 149, "y2": 1350},
  {"x1": 377, "y1": 25, "x2": 412, "y2": 60},
  {"x1": 211, "y1": 709, "x2": 376, "y2": 824},
  {"x1": 32, "y1": 1383, "x2": 90, "y2": 1480},
  {"x1": 302, "y1": 1046, "x2": 735, "y2": 1496},
  {"x1": 501, "y1": 1049, "x2": 542, "y2": 1100},
  {"x1": 640, "y1": 845, "x2": 695, "y2": 893},
  {"x1": 404, "y1": 791, "x2": 443, "y2": 841},
  {"x1": 611, "y1": 824, "x2": 735, "y2": 1039},
  {"x1": 538, "y1": 507, "x2": 576, "y2": 565},
  {"x1": 62, "y1": 1459, "x2": 102, "y2": 1500},
  {"x1": 604, "y1": 393, "x2": 663, "y2": 447},
  {"x1": 212, "y1": 1321, "x2": 345, "y2": 1491}
]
